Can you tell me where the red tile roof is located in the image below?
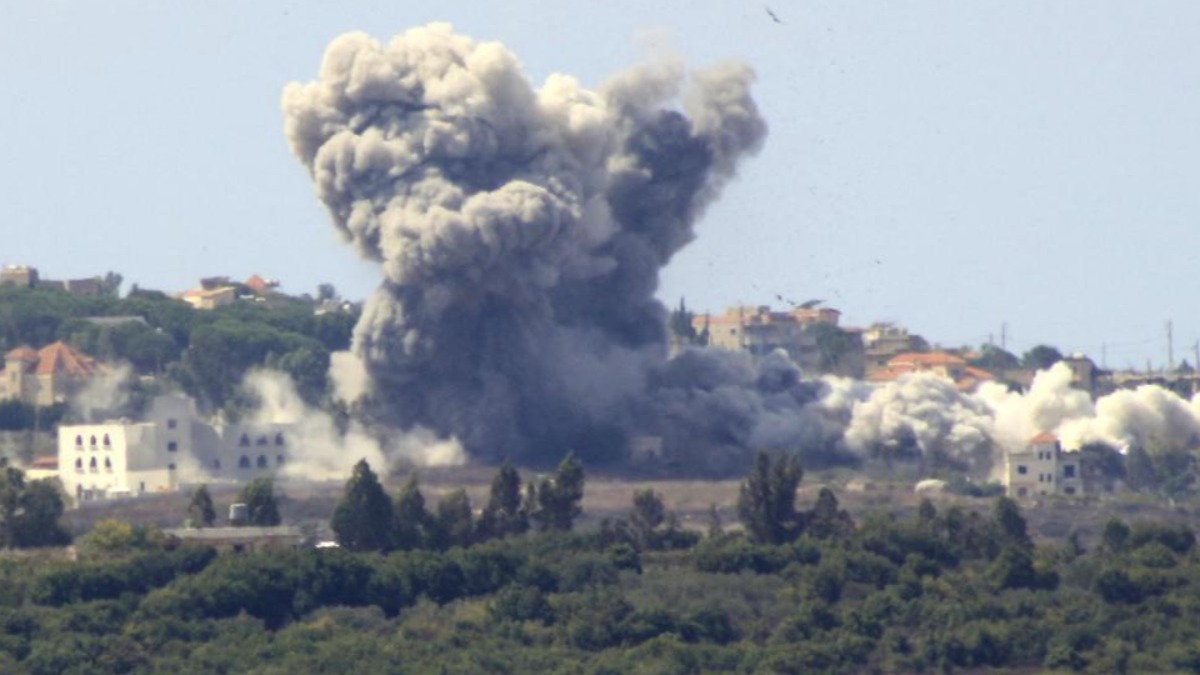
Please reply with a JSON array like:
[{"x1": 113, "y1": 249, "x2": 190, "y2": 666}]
[
  {"x1": 33, "y1": 341, "x2": 98, "y2": 377},
  {"x1": 4, "y1": 346, "x2": 37, "y2": 363},
  {"x1": 1030, "y1": 432, "x2": 1058, "y2": 444}
]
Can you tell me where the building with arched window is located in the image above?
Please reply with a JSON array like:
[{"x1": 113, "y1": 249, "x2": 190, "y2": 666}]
[{"x1": 57, "y1": 393, "x2": 295, "y2": 504}]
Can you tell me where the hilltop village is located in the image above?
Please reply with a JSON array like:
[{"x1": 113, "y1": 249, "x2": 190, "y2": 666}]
[{"x1": 0, "y1": 262, "x2": 1190, "y2": 508}]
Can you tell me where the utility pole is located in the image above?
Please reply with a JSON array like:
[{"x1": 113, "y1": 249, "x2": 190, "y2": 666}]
[
  {"x1": 1000, "y1": 322, "x2": 1008, "y2": 352},
  {"x1": 1167, "y1": 320, "x2": 1175, "y2": 373},
  {"x1": 1101, "y1": 343, "x2": 1107, "y2": 370}
]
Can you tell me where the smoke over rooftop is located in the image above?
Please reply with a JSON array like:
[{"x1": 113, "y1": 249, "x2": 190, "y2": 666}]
[
  {"x1": 282, "y1": 24, "x2": 1200, "y2": 475},
  {"x1": 283, "y1": 23, "x2": 766, "y2": 465}
]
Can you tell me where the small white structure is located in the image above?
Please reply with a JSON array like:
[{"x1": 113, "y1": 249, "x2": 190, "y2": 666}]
[
  {"x1": 58, "y1": 393, "x2": 295, "y2": 504},
  {"x1": 913, "y1": 478, "x2": 948, "y2": 495},
  {"x1": 1003, "y1": 432, "x2": 1084, "y2": 498}
]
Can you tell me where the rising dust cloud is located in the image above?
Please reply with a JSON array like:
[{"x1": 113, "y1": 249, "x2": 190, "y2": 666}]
[{"x1": 262, "y1": 23, "x2": 1200, "y2": 476}]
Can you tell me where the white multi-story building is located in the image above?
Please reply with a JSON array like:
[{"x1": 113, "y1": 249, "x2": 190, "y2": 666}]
[
  {"x1": 1003, "y1": 432, "x2": 1084, "y2": 498},
  {"x1": 58, "y1": 393, "x2": 295, "y2": 503}
]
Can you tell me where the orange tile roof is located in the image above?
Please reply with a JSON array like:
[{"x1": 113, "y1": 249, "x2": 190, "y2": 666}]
[
  {"x1": 4, "y1": 346, "x2": 37, "y2": 362},
  {"x1": 34, "y1": 341, "x2": 98, "y2": 377},
  {"x1": 888, "y1": 351, "x2": 966, "y2": 367},
  {"x1": 1030, "y1": 432, "x2": 1058, "y2": 444}
]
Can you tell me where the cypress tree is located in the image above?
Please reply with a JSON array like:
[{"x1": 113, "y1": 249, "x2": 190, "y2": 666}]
[{"x1": 331, "y1": 459, "x2": 394, "y2": 552}]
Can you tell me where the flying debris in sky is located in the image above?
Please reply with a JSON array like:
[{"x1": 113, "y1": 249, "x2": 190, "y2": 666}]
[{"x1": 765, "y1": 6, "x2": 784, "y2": 24}]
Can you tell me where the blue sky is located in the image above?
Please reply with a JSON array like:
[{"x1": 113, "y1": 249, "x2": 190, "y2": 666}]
[{"x1": 3, "y1": 1, "x2": 1199, "y2": 370}]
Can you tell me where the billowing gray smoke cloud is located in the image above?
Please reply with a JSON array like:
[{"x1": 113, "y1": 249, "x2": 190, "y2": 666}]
[{"x1": 284, "y1": 23, "x2": 766, "y2": 465}]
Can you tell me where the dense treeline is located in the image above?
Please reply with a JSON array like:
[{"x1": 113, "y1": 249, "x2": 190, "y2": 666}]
[
  {"x1": 4, "y1": 453, "x2": 1200, "y2": 672},
  {"x1": 0, "y1": 284, "x2": 356, "y2": 414}
]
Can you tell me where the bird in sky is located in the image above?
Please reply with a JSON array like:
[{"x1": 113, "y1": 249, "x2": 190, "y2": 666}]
[{"x1": 765, "y1": 6, "x2": 783, "y2": 24}]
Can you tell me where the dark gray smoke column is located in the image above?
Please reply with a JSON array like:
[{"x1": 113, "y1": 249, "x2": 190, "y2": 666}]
[{"x1": 283, "y1": 23, "x2": 766, "y2": 464}]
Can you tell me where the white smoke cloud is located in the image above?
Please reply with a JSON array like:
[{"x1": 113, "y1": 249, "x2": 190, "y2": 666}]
[
  {"x1": 842, "y1": 372, "x2": 994, "y2": 468},
  {"x1": 974, "y1": 363, "x2": 1095, "y2": 452},
  {"x1": 834, "y1": 361, "x2": 1200, "y2": 468},
  {"x1": 243, "y1": 369, "x2": 463, "y2": 480},
  {"x1": 71, "y1": 363, "x2": 132, "y2": 423}
]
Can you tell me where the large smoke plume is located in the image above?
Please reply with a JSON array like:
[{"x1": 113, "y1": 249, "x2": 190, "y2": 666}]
[
  {"x1": 283, "y1": 24, "x2": 1200, "y2": 474},
  {"x1": 284, "y1": 23, "x2": 767, "y2": 465}
]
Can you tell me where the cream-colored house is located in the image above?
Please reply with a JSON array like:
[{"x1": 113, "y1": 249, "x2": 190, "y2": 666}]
[
  {"x1": 1004, "y1": 432, "x2": 1084, "y2": 498},
  {"x1": 58, "y1": 393, "x2": 295, "y2": 504},
  {"x1": 178, "y1": 286, "x2": 236, "y2": 310}
]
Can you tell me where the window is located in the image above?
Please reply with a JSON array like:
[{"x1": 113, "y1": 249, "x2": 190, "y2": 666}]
[
  {"x1": 239, "y1": 455, "x2": 250, "y2": 469},
  {"x1": 1017, "y1": 466, "x2": 1027, "y2": 475},
  {"x1": 213, "y1": 459, "x2": 221, "y2": 470},
  {"x1": 256, "y1": 455, "x2": 268, "y2": 469},
  {"x1": 75, "y1": 458, "x2": 83, "y2": 472},
  {"x1": 275, "y1": 433, "x2": 285, "y2": 446},
  {"x1": 1063, "y1": 465, "x2": 1076, "y2": 478},
  {"x1": 239, "y1": 434, "x2": 250, "y2": 447},
  {"x1": 102, "y1": 434, "x2": 110, "y2": 446},
  {"x1": 167, "y1": 419, "x2": 177, "y2": 430},
  {"x1": 90, "y1": 435, "x2": 97, "y2": 446},
  {"x1": 168, "y1": 463, "x2": 176, "y2": 471},
  {"x1": 104, "y1": 458, "x2": 112, "y2": 472},
  {"x1": 167, "y1": 441, "x2": 178, "y2": 452},
  {"x1": 75, "y1": 435, "x2": 82, "y2": 446},
  {"x1": 276, "y1": 454, "x2": 284, "y2": 466},
  {"x1": 89, "y1": 457, "x2": 97, "y2": 472}
]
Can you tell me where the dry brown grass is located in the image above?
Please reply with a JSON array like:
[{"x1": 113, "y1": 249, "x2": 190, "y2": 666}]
[{"x1": 61, "y1": 462, "x2": 1200, "y2": 549}]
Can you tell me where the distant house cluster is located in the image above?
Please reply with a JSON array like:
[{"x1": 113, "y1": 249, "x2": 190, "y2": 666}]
[
  {"x1": 175, "y1": 275, "x2": 285, "y2": 310},
  {"x1": 868, "y1": 351, "x2": 994, "y2": 392},
  {"x1": 1, "y1": 341, "x2": 100, "y2": 407},
  {"x1": 57, "y1": 393, "x2": 295, "y2": 503},
  {"x1": 692, "y1": 303, "x2": 865, "y2": 377}
]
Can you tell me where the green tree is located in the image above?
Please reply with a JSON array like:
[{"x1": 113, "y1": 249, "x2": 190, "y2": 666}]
[
  {"x1": 0, "y1": 462, "x2": 24, "y2": 549},
  {"x1": 807, "y1": 322, "x2": 860, "y2": 375},
  {"x1": 434, "y1": 489, "x2": 474, "y2": 549},
  {"x1": 238, "y1": 478, "x2": 282, "y2": 526},
  {"x1": 807, "y1": 487, "x2": 854, "y2": 539},
  {"x1": 971, "y1": 344, "x2": 1020, "y2": 372},
  {"x1": 1101, "y1": 517, "x2": 1130, "y2": 554},
  {"x1": 668, "y1": 297, "x2": 698, "y2": 345},
  {"x1": 77, "y1": 519, "x2": 166, "y2": 559},
  {"x1": 530, "y1": 452, "x2": 585, "y2": 532},
  {"x1": 737, "y1": 450, "x2": 803, "y2": 545},
  {"x1": 992, "y1": 496, "x2": 1032, "y2": 551},
  {"x1": 331, "y1": 460, "x2": 394, "y2": 552},
  {"x1": 98, "y1": 271, "x2": 123, "y2": 297},
  {"x1": 630, "y1": 488, "x2": 666, "y2": 547},
  {"x1": 393, "y1": 473, "x2": 434, "y2": 550},
  {"x1": 12, "y1": 479, "x2": 70, "y2": 547},
  {"x1": 1022, "y1": 344, "x2": 1064, "y2": 371},
  {"x1": 188, "y1": 485, "x2": 216, "y2": 528},
  {"x1": 477, "y1": 461, "x2": 528, "y2": 540}
]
